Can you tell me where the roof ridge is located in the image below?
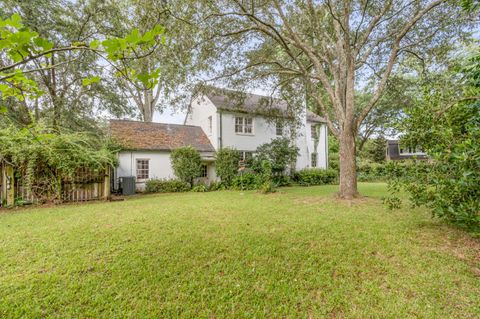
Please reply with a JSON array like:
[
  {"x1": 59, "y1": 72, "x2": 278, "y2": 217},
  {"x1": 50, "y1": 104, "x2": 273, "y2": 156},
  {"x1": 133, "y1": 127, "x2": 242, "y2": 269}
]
[{"x1": 109, "y1": 119, "x2": 201, "y2": 128}]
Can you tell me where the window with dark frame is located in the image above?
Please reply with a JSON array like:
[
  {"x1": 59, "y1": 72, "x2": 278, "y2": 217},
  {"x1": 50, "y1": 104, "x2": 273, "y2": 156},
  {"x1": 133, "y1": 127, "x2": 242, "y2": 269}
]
[
  {"x1": 311, "y1": 125, "x2": 317, "y2": 139},
  {"x1": 276, "y1": 122, "x2": 283, "y2": 136},
  {"x1": 208, "y1": 116, "x2": 212, "y2": 134},
  {"x1": 311, "y1": 153, "x2": 317, "y2": 168},
  {"x1": 201, "y1": 164, "x2": 208, "y2": 178},
  {"x1": 136, "y1": 159, "x2": 149, "y2": 180}
]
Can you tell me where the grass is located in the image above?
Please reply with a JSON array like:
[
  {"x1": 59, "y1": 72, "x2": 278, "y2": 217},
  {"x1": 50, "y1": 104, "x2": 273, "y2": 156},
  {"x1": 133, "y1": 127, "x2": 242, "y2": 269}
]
[{"x1": 0, "y1": 183, "x2": 479, "y2": 318}]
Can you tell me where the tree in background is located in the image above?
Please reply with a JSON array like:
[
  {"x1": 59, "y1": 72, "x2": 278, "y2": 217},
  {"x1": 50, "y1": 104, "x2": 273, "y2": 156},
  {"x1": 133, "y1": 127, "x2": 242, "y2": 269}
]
[
  {"x1": 111, "y1": 0, "x2": 202, "y2": 122},
  {"x1": 170, "y1": 146, "x2": 203, "y2": 186},
  {"x1": 0, "y1": 0, "x2": 132, "y2": 131},
  {"x1": 194, "y1": 0, "x2": 472, "y2": 199}
]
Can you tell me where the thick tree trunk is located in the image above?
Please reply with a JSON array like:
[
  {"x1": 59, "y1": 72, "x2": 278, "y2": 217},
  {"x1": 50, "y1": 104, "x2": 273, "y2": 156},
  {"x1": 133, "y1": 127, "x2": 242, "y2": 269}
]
[
  {"x1": 338, "y1": 128, "x2": 358, "y2": 199},
  {"x1": 141, "y1": 89, "x2": 154, "y2": 122}
]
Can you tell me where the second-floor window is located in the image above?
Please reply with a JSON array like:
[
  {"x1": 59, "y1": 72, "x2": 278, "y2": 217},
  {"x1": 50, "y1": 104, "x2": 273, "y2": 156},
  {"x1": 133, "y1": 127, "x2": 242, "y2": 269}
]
[
  {"x1": 208, "y1": 116, "x2": 212, "y2": 134},
  {"x1": 311, "y1": 153, "x2": 317, "y2": 167},
  {"x1": 235, "y1": 117, "x2": 253, "y2": 134},
  {"x1": 276, "y1": 122, "x2": 283, "y2": 136},
  {"x1": 311, "y1": 125, "x2": 318, "y2": 139}
]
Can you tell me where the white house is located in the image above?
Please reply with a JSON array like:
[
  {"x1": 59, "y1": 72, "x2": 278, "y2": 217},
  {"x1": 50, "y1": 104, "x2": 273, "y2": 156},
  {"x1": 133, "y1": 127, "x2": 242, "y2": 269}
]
[
  {"x1": 185, "y1": 88, "x2": 328, "y2": 171},
  {"x1": 111, "y1": 88, "x2": 328, "y2": 191},
  {"x1": 110, "y1": 120, "x2": 216, "y2": 191}
]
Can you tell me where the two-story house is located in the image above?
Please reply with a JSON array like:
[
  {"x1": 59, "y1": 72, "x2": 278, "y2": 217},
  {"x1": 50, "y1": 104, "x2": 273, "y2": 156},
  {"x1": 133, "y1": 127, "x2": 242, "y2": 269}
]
[
  {"x1": 111, "y1": 88, "x2": 328, "y2": 191},
  {"x1": 185, "y1": 88, "x2": 328, "y2": 173}
]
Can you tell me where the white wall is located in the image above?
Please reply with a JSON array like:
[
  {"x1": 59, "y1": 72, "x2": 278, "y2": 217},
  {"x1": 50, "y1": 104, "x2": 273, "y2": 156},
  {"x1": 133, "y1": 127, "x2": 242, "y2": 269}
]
[
  {"x1": 186, "y1": 93, "x2": 328, "y2": 171},
  {"x1": 185, "y1": 95, "x2": 219, "y2": 149},
  {"x1": 305, "y1": 122, "x2": 328, "y2": 169},
  {"x1": 116, "y1": 151, "x2": 175, "y2": 191},
  {"x1": 115, "y1": 151, "x2": 217, "y2": 191}
]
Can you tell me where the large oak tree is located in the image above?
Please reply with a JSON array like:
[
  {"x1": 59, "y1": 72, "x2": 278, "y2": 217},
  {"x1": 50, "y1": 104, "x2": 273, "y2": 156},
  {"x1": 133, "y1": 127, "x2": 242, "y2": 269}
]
[{"x1": 195, "y1": 0, "x2": 471, "y2": 199}]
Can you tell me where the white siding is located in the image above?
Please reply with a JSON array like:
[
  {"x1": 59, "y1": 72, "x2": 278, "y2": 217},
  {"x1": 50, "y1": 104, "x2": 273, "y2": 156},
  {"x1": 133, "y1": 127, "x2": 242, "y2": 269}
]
[
  {"x1": 186, "y1": 93, "x2": 329, "y2": 172},
  {"x1": 220, "y1": 112, "x2": 284, "y2": 151},
  {"x1": 185, "y1": 95, "x2": 219, "y2": 149},
  {"x1": 116, "y1": 151, "x2": 175, "y2": 191},
  {"x1": 115, "y1": 151, "x2": 218, "y2": 191}
]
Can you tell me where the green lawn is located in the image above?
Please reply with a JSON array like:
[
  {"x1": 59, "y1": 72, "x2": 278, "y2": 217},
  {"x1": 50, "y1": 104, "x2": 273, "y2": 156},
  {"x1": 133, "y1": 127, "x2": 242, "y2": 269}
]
[{"x1": 1, "y1": 183, "x2": 479, "y2": 318}]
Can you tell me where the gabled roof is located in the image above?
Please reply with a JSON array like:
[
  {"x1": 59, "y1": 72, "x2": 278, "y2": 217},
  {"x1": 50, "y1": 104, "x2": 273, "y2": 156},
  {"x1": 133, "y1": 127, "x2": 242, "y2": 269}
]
[
  {"x1": 109, "y1": 120, "x2": 215, "y2": 152},
  {"x1": 202, "y1": 87, "x2": 326, "y2": 123}
]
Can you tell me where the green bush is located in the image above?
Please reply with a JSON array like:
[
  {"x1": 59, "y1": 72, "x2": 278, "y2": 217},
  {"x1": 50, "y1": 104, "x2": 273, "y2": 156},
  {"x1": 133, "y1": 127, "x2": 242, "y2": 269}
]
[
  {"x1": 273, "y1": 175, "x2": 291, "y2": 187},
  {"x1": 145, "y1": 179, "x2": 191, "y2": 193},
  {"x1": 357, "y1": 160, "x2": 387, "y2": 182},
  {"x1": 294, "y1": 168, "x2": 338, "y2": 186},
  {"x1": 215, "y1": 148, "x2": 239, "y2": 186},
  {"x1": 191, "y1": 184, "x2": 208, "y2": 192},
  {"x1": 170, "y1": 146, "x2": 203, "y2": 185},
  {"x1": 251, "y1": 138, "x2": 298, "y2": 175},
  {"x1": 231, "y1": 172, "x2": 262, "y2": 190}
]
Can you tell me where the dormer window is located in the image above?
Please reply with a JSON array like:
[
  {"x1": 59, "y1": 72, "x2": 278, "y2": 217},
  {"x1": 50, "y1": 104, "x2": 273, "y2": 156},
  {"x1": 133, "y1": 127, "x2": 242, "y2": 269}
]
[{"x1": 235, "y1": 116, "x2": 253, "y2": 134}]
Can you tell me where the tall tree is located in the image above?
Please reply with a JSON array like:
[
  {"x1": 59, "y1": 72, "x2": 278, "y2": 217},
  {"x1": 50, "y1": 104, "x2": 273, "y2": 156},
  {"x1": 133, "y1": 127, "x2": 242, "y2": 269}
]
[
  {"x1": 194, "y1": 0, "x2": 472, "y2": 199},
  {"x1": 0, "y1": 0, "x2": 133, "y2": 131},
  {"x1": 111, "y1": 0, "x2": 201, "y2": 122}
]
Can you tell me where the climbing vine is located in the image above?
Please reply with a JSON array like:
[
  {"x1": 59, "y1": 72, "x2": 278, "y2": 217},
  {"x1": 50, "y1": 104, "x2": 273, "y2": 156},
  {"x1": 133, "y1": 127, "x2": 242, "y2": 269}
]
[{"x1": 0, "y1": 124, "x2": 118, "y2": 201}]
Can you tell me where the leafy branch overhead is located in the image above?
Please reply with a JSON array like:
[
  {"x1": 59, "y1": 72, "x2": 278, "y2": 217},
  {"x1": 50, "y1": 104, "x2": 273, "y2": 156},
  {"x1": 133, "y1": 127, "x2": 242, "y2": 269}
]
[{"x1": 0, "y1": 13, "x2": 165, "y2": 101}]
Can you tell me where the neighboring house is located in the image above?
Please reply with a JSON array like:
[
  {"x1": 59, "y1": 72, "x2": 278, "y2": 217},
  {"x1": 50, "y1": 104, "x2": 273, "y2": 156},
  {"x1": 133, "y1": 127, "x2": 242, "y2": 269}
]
[
  {"x1": 386, "y1": 139, "x2": 428, "y2": 161},
  {"x1": 110, "y1": 120, "x2": 216, "y2": 191},
  {"x1": 185, "y1": 88, "x2": 328, "y2": 171}
]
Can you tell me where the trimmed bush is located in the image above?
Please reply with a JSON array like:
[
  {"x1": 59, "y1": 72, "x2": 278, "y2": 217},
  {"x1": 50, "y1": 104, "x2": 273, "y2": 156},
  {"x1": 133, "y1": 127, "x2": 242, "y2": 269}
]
[
  {"x1": 215, "y1": 147, "x2": 240, "y2": 186},
  {"x1": 294, "y1": 168, "x2": 338, "y2": 186},
  {"x1": 145, "y1": 179, "x2": 191, "y2": 193},
  {"x1": 170, "y1": 146, "x2": 203, "y2": 185}
]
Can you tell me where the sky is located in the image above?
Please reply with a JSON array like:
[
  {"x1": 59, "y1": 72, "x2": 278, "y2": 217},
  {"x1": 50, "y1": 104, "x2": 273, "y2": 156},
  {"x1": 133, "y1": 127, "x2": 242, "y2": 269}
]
[{"x1": 153, "y1": 107, "x2": 186, "y2": 124}]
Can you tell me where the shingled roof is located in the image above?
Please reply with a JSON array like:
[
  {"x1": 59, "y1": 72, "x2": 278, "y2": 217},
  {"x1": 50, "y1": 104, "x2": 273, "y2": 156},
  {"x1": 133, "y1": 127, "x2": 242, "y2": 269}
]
[
  {"x1": 203, "y1": 87, "x2": 326, "y2": 123},
  {"x1": 110, "y1": 120, "x2": 215, "y2": 152}
]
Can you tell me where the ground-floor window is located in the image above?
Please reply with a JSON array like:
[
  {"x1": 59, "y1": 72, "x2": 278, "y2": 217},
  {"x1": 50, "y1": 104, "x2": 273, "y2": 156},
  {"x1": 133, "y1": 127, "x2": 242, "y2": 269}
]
[
  {"x1": 239, "y1": 151, "x2": 254, "y2": 163},
  {"x1": 136, "y1": 159, "x2": 149, "y2": 180},
  {"x1": 311, "y1": 153, "x2": 317, "y2": 168},
  {"x1": 201, "y1": 164, "x2": 208, "y2": 178}
]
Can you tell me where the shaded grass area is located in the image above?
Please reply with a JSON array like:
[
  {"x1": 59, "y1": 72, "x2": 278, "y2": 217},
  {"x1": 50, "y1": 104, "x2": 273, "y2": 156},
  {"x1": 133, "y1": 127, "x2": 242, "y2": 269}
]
[{"x1": 0, "y1": 183, "x2": 479, "y2": 318}]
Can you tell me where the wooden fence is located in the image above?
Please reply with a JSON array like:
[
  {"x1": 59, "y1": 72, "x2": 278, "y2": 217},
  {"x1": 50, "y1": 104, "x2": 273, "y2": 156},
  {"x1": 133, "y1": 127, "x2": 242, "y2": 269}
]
[{"x1": 0, "y1": 162, "x2": 110, "y2": 207}]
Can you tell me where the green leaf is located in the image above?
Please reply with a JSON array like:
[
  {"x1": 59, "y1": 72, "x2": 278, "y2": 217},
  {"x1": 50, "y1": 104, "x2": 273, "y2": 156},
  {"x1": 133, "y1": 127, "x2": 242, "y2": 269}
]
[
  {"x1": 90, "y1": 40, "x2": 101, "y2": 50},
  {"x1": 82, "y1": 76, "x2": 101, "y2": 86},
  {"x1": 0, "y1": 105, "x2": 8, "y2": 114}
]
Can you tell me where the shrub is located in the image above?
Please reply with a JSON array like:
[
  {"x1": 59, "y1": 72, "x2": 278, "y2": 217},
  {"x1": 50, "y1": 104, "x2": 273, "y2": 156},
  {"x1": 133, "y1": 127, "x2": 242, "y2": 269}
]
[
  {"x1": 231, "y1": 172, "x2": 262, "y2": 190},
  {"x1": 215, "y1": 147, "x2": 239, "y2": 185},
  {"x1": 145, "y1": 179, "x2": 191, "y2": 193},
  {"x1": 170, "y1": 146, "x2": 203, "y2": 185},
  {"x1": 294, "y1": 168, "x2": 338, "y2": 186},
  {"x1": 384, "y1": 50, "x2": 480, "y2": 233},
  {"x1": 207, "y1": 181, "x2": 227, "y2": 191},
  {"x1": 273, "y1": 175, "x2": 291, "y2": 187},
  {"x1": 251, "y1": 138, "x2": 298, "y2": 174},
  {"x1": 191, "y1": 184, "x2": 208, "y2": 192},
  {"x1": 357, "y1": 160, "x2": 387, "y2": 182},
  {"x1": 259, "y1": 160, "x2": 276, "y2": 194}
]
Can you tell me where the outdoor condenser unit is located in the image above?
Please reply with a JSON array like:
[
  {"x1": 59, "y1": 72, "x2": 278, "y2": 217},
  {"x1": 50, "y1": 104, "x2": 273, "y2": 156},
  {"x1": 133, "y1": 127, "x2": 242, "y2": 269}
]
[{"x1": 119, "y1": 176, "x2": 136, "y2": 196}]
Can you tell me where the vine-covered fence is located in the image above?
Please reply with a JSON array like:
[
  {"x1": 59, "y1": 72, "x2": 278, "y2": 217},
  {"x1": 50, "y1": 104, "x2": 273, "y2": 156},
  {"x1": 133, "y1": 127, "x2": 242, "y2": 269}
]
[{"x1": 0, "y1": 162, "x2": 111, "y2": 207}]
